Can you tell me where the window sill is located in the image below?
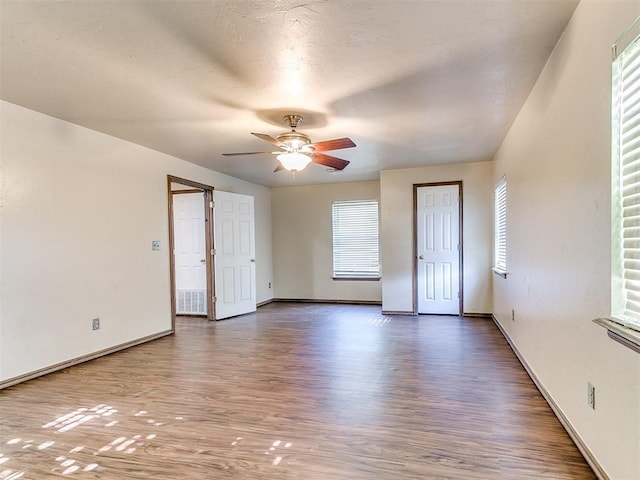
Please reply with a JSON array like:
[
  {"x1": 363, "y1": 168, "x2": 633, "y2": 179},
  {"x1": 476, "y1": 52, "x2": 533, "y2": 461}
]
[
  {"x1": 332, "y1": 276, "x2": 381, "y2": 281},
  {"x1": 593, "y1": 317, "x2": 640, "y2": 354},
  {"x1": 492, "y1": 268, "x2": 507, "y2": 278}
]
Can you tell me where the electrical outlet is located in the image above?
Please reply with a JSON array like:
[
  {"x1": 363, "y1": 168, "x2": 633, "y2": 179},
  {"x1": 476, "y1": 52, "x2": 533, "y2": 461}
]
[
  {"x1": 511, "y1": 309, "x2": 515, "y2": 321},
  {"x1": 152, "y1": 241, "x2": 160, "y2": 251},
  {"x1": 92, "y1": 318, "x2": 100, "y2": 331},
  {"x1": 268, "y1": 282, "x2": 272, "y2": 289},
  {"x1": 588, "y1": 382, "x2": 595, "y2": 410}
]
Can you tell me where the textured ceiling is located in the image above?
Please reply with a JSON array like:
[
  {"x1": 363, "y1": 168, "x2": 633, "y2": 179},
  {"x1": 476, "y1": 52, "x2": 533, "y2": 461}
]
[{"x1": 0, "y1": 0, "x2": 579, "y2": 187}]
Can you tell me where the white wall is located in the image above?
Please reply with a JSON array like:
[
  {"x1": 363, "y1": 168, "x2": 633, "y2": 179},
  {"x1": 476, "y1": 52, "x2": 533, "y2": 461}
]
[
  {"x1": 380, "y1": 162, "x2": 493, "y2": 314},
  {"x1": 0, "y1": 100, "x2": 273, "y2": 383},
  {"x1": 492, "y1": 1, "x2": 640, "y2": 478},
  {"x1": 271, "y1": 181, "x2": 381, "y2": 302}
]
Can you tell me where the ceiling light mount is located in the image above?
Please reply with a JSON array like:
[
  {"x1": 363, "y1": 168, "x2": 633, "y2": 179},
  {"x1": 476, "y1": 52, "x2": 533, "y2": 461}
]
[{"x1": 283, "y1": 114, "x2": 304, "y2": 130}]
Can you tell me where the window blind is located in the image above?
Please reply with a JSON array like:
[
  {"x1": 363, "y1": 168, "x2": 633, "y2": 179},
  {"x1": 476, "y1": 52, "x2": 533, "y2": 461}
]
[
  {"x1": 614, "y1": 29, "x2": 640, "y2": 330},
  {"x1": 494, "y1": 176, "x2": 507, "y2": 274},
  {"x1": 332, "y1": 200, "x2": 380, "y2": 277}
]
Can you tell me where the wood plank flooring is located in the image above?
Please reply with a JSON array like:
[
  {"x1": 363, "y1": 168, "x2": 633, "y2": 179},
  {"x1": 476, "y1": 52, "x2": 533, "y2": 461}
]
[{"x1": 0, "y1": 303, "x2": 595, "y2": 479}]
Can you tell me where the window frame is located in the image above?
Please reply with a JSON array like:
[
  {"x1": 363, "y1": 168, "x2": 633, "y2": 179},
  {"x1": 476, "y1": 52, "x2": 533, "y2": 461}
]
[
  {"x1": 493, "y1": 175, "x2": 508, "y2": 278},
  {"x1": 331, "y1": 199, "x2": 381, "y2": 280},
  {"x1": 611, "y1": 20, "x2": 640, "y2": 332}
]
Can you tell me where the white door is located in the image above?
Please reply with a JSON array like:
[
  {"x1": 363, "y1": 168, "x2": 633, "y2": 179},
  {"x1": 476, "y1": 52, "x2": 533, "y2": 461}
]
[
  {"x1": 214, "y1": 191, "x2": 256, "y2": 319},
  {"x1": 173, "y1": 192, "x2": 207, "y2": 315},
  {"x1": 416, "y1": 184, "x2": 461, "y2": 314}
]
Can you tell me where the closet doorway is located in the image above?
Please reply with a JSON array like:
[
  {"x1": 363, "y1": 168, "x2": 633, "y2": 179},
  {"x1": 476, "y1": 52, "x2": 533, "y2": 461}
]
[{"x1": 168, "y1": 176, "x2": 215, "y2": 323}]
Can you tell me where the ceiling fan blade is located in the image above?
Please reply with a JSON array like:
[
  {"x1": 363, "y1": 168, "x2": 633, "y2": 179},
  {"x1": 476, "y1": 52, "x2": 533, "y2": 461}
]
[
  {"x1": 251, "y1": 132, "x2": 287, "y2": 149},
  {"x1": 312, "y1": 152, "x2": 350, "y2": 170},
  {"x1": 273, "y1": 162, "x2": 284, "y2": 173},
  {"x1": 222, "y1": 151, "x2": 275, "y2": 156},
  {"x1": 310, "y1": 137, "x2": 356, "y2": 152}
]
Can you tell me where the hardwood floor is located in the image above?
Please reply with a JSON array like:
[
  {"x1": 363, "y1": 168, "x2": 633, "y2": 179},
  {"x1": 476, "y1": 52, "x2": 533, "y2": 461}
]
[{"x1": 0, "y1": 303, "x2": 594, "y2": 479}]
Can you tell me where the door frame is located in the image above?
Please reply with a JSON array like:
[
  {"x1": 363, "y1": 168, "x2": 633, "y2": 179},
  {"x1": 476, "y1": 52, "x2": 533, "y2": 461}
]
[
  {"x1": 167, "y1": 175, "x2": 215, "y2": 326},
  {"x1": 412, "y1": 181, "x2": 463, "y2": 315},
  {"x1": 172, "y1": 189, "x2": 208, "y2": 317}
]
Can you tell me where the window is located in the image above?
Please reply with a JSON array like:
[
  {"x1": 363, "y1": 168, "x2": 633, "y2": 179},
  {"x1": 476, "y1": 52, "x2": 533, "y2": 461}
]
[
  {"x1": 493, "y1": 176, "x2": 507, "y2": 276},
  {"x1": 332, "y1": 200, "x2": 380, "y2": 279},
  {"x1": 612, "y1": 21, "x2": 640, "y2": 331}
]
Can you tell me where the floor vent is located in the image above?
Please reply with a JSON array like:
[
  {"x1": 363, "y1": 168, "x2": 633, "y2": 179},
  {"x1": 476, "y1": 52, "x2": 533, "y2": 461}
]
[{"x1": 177, "y1": 290, "x2": 206, "y2": 314}]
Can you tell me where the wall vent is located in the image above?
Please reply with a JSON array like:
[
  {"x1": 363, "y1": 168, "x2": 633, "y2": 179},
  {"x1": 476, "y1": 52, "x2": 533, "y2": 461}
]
[{"x1": 177, "y1": 290, "x2": 206, "y2": 314}]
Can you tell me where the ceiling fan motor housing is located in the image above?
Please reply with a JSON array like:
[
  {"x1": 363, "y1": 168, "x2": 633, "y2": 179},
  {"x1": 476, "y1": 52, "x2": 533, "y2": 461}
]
[
  {"x1": 277, "y1": 115, "x2": 314, "y2": 152},
  {"x1": 276, "y1": 131, "x2": 314, "y2": 152}
]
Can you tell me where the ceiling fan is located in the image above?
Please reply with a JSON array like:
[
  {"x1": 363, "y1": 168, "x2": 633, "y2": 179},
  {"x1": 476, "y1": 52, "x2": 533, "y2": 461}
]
[{"x1": 222, "y1": 115, "x2": 355, "y2": 173}]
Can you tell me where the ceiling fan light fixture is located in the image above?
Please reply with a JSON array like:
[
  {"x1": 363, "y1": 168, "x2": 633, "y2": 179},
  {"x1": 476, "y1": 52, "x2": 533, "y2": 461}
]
[
  {"x1": 277, "y1": 152, "x2": 312, "y2": 171},
  {"x1": 223, "y1": 115, "x2": 353, "y2": 173}
]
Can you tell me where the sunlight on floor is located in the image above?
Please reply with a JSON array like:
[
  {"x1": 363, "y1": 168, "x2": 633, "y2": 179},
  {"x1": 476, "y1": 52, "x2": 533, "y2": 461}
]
[
  {"x1": 0, "y1": 404, "x2": 185, "y2": 477},
  {"x1": 365, "y1": 317, "x2": 392, "y2": 326},
  {"x1": 0, "y1": 401, "x2": 270, "y2": 477},
  {"x1": 265, "y1": 439, "x2": 293, "y2": 466}
]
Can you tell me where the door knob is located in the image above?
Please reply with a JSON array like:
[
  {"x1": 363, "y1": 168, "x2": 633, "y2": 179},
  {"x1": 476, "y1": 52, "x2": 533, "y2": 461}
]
[
  {"x1": 418, "y1": 255, "x2": 424, "y2": 260},
  {"x1": 200, "y1": 259, "x2": 206, "y2": 263}
]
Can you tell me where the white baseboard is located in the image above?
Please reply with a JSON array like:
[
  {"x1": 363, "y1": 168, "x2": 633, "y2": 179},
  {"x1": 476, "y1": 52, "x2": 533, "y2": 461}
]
[
  {"x1": 273, "y1": 298, "x2": 382, "y2": 305},
  {"x1": 0, "y1": 330, "x2": 174, "y2": 390},
  {"x1": 491, "y1": 315, "x2": 607, "y2": 480}
]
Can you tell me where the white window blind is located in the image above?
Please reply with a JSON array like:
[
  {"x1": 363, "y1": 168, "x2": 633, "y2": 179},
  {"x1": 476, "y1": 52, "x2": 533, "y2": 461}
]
[
  {"x1": 332, "y1": 200, "x2": 380, "y2": 278},
  {"x1": 612, "y1": 25, "x2": 640, "y2": 331},
  {"x1": 494, "y1": 176, "x2": 507, "y2": 274}
]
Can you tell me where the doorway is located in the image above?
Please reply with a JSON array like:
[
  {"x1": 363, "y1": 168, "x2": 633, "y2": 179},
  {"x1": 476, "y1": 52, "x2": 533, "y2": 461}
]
[
  {"x1": 414, "y1": 182, "x2": 463, "y2": 315},
  {"x1": 167, "y1": 176, "x2": 215, "y2": 324},
  {"x1": 173, "y1": 191, "x2": 207, "y2": 316}
]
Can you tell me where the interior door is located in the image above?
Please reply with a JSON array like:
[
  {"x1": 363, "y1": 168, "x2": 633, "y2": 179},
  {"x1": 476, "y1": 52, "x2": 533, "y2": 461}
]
[
  {"x1": 173, "y1": 192, "x2": 207, "y2": 315},
  {"x1": 213, "y1": 191, "x2": 256, "y2": 320},
  {"x1": 416, "y1": 184, "x2": 461, "y2": 314}
]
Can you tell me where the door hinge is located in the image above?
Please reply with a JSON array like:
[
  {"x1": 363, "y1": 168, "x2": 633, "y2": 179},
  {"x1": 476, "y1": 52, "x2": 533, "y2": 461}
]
[
  {"x1": 210, "y1": 201, "x2": 215, "y2": 209},
  {"x1": 212, "y1": 296, "x2": 217, "y2": 303},
  {"x1": 211, "y1": 249, "x2": 216, "y2": 256}
]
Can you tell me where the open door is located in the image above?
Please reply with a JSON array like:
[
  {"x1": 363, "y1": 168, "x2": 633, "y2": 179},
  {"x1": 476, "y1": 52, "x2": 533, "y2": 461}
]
[{"x1": 213, "y1": 191, "x2": 256, "y2": 319}]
